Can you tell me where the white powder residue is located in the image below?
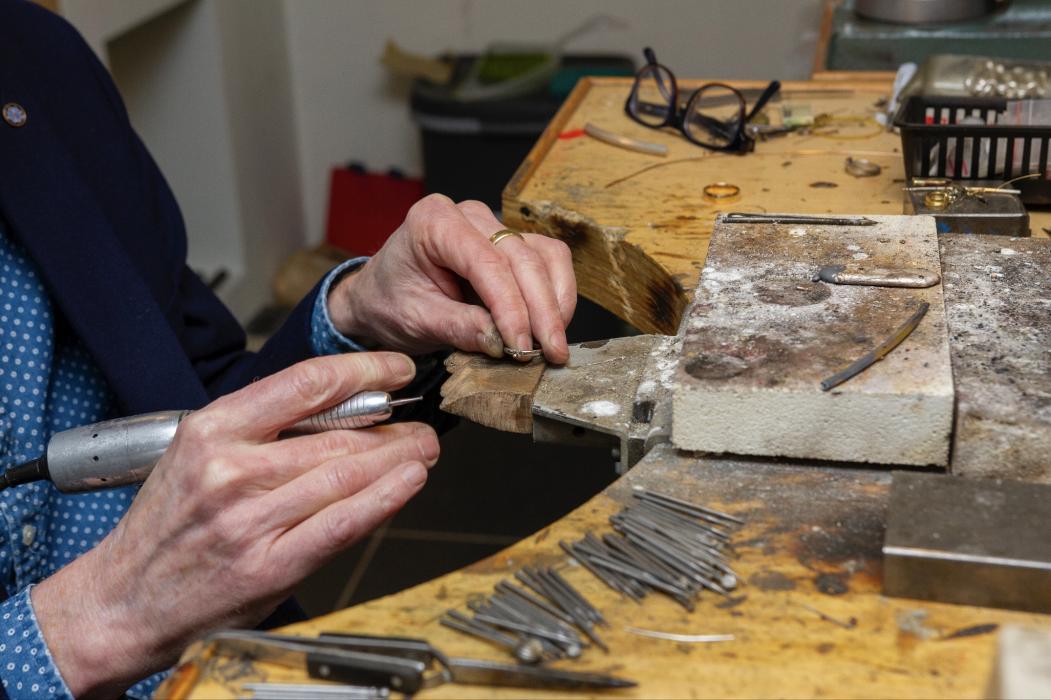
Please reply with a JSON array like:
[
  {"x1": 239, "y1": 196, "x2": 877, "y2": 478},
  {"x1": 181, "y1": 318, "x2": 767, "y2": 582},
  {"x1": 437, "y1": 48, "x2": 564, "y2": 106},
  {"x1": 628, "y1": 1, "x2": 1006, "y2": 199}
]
[
  {"x1": 852, "y1": 252, "x2": 869, "y2": 260},
  {"x1": 649, "y1": 336, "x2": 682, "y2": 390},
  {"x1": 846, "y1": 243, "x2": 861, "y2": 252},
  {"x1": 579, "y1": 400, "x2": 620, "y2": 417},
  {"x1": 705, "y1": 269, "x2": 744, "y2": 282},
  {"x1": 789, "y1": 228, "x2": 807, "y2": 237},
  {"x1": 1000, "y1": 248, "x2": 1017, "y2": 256}
]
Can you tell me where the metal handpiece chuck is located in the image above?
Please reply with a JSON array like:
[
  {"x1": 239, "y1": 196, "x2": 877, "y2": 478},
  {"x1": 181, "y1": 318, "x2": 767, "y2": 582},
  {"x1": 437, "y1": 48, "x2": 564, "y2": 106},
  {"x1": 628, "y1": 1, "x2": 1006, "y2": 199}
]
[{"x1": 289, "y1": 392, "x2": 422, "y2": 433}]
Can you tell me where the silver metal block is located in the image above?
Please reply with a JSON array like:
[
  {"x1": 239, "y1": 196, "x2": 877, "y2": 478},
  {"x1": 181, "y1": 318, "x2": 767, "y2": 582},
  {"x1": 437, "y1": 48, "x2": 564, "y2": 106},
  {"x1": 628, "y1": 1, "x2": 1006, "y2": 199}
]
[{"x1": 883, "y1": 471, "x2": 1051, "y2": 614}]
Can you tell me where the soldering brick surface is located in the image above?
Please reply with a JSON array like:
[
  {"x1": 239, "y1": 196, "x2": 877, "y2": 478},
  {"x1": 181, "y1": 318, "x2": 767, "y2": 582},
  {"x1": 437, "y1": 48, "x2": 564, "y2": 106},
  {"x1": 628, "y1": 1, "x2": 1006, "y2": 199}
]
[
  {"x1": 672, "y1": 215, "x2": 953, "y2": 466},
  {"x1": 940, "y1": 234, "x2": 1051, "y2": 483}
]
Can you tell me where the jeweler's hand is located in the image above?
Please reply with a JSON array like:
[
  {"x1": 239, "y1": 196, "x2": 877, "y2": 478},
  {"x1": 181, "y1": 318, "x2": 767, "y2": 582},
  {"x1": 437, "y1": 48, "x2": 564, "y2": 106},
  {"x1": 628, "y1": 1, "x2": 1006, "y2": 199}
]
[
  {"x1": 32, "y1": 353, "x2": 439, "y2": 699},
  {"x1": 327, "y1": 194, "x2": 576, "y2": 364}
]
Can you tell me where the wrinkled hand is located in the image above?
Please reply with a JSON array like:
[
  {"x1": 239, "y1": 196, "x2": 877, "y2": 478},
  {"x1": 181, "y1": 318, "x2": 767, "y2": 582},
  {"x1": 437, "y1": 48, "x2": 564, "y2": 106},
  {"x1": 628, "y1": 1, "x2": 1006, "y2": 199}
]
[
  {"x1": 32, "y1": 353, "x2": 439, "y2": 698},
  {"x1": 328, "y1": 194, "x2": 577, "y2": 363}
]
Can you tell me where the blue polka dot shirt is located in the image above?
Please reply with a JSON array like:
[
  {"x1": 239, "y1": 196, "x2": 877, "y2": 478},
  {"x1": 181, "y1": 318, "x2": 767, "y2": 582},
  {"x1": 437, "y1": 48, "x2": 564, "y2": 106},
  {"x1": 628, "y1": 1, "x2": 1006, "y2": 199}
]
[{"x1": 0, "y1": 220, "x2": 366, "y2": 699}]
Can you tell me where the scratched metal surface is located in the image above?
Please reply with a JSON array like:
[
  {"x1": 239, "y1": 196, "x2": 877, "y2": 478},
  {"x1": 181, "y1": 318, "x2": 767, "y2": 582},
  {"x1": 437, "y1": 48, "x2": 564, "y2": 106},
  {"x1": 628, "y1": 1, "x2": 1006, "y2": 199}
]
[
  {"x1": 533, "y1": 335, "x2": 663, "y2": 435},
  {"x1": 940, "y1": 234, "x2": 1051, "y2": 482}
]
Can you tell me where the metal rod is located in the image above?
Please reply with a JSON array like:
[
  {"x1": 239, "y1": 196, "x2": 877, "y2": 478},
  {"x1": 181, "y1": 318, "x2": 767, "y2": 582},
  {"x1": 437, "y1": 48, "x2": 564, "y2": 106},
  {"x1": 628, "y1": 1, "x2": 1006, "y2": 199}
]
[
  {"x1": 495, "y1": 581, "x2": 576, "y2": 627},
  {"x1": 472, "y1": 613, "x2": 581, "y2": 647},
  {"x1": 587, "y1": 556, "x2": 696, "y2": 611},
  {"x1": 560, "y1": 540, "x2": 644, "y2": 602},
  {"x1": 388, "y1": 396, "x2": 423, "y2": 408},
  {"x1": 491, "y1": 592, "x2": 580, "y2": 641},
  {"x1": 485, "y1": 596, "x2": 584, "y2": 657},
  {"x1": 466, "y1": 598, "x2": 565, "y2": 659},
  {"x1": 547, "y1": 568, "x2": 606, "y2": 627},
  {"x1": 632, "y1": 487, "x2": 745, "y2": 525},
  {"x1": 623, "y1": 627, "x2": 735, "y2": 643},
  {"x1": 440, "y1": 612, "x2": 545, "y2": 664},
  {"x1": 721, "y1": 212, "x2": 878, "y2": 226}
]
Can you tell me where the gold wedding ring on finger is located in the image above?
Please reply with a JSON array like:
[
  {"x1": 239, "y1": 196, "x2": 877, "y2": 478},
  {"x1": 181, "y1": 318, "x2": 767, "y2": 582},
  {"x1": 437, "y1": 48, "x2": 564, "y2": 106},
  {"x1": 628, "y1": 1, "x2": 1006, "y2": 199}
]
[{"x1": 489, "y1": 229, "x2": 525, "y2": 246}]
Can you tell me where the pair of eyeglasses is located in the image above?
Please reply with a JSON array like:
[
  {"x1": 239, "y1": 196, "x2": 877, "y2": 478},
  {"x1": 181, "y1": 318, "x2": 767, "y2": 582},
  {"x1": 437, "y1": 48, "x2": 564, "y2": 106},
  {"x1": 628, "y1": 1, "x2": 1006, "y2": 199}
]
[{"x1": 625, "y1": 47, "x2": 781, "y2": 153}]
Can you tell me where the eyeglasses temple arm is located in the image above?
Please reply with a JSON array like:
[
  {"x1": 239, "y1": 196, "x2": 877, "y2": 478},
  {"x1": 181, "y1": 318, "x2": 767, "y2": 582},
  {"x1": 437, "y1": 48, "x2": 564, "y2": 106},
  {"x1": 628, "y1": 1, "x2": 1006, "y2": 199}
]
[
  {"x1": 746, "y1": 80, "x2": 782, "y2": 122},
  {"x1": 643, "y1": 47, "x2": 658, "y2": 66}
]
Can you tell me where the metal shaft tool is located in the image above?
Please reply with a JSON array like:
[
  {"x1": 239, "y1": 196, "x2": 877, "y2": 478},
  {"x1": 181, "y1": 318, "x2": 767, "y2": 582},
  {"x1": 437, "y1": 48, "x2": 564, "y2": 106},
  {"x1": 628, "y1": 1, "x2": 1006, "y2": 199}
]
[
  {"x1": 721, "y1": 212, "x2": 878, "y2": 226},
  {"x1": 0, "y1": 391, "x2": 422, "y2": 493}
]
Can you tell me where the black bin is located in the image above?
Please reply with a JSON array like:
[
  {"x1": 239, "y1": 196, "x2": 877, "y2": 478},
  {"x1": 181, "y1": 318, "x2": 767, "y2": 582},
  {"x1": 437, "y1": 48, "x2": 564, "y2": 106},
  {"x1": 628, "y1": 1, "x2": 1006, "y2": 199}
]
[
  {"x1": 894, "y1": 95, "x2": 1051, "y2": 205},
  {"x1": 411, "y1": 54, "x2": 634, "y2": 210}
]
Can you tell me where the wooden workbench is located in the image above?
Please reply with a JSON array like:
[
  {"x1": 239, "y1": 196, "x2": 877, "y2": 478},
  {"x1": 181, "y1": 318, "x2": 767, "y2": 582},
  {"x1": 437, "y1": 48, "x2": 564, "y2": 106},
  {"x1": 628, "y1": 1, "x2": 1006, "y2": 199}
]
[
  {"x1": 166, "y1": 78, "x2": 1051, "y2": 699},
  {"x1": 503, "y1": 77, "x2": 1049, "y2": 335}
]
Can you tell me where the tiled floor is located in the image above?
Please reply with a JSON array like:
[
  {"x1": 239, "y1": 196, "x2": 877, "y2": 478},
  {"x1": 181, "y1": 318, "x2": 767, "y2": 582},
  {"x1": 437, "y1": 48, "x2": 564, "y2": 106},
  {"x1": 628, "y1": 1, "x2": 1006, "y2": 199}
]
[{"x1": 291, "y1": 298, "x2": 632, "y2": 618}]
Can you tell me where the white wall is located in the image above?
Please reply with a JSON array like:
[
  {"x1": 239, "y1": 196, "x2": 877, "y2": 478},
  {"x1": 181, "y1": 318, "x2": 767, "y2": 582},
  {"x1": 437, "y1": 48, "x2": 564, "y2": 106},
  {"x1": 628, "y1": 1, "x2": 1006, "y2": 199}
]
[
  {"x1": 72, "y1": 0, "x2": 305, "y2": 319},
  {"x1": 282, "y1": 0, "x2": 824, "y2": 245},
  {"x1": 107, "y1": 0, "x2": 246, "y2": 291},
  {"x1": 56, "y1": 0, "x2": 823, "y2": 314}
]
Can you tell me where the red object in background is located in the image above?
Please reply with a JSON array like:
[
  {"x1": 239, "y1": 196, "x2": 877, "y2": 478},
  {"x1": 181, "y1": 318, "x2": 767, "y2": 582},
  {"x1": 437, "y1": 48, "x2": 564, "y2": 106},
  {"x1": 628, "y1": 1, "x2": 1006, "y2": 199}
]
[{"x1": 325, "y1": 165, "x2": 424, "y2": 256}]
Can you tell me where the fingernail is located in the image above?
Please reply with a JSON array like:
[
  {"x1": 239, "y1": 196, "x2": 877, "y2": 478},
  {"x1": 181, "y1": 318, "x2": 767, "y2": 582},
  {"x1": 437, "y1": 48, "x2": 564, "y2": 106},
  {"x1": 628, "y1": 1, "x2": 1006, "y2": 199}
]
[
  {"x1": 548, "y1": 330, "x2": 567, "y2": 355},
  {"x1": 395, "y1": 354, "x2": 416, "y2": 379},
  {"x1": 401, "y1": 462, "x2": 427, "y2": 488},
  {"x1": 479, "y1": 326, "x2": 503, "y2": 358},
  {"x1": 415, "y1": 427, "x2": 440, "y2": 462}
]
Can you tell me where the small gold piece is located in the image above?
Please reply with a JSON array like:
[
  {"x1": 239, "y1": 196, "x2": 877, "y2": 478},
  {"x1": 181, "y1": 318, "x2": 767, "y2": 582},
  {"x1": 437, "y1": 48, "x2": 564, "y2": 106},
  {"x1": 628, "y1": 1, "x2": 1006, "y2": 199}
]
[
  {"x1": 2, "y1": 103, "x2": 27, "y2": 128},
  {"x1": 489, "y1": 229, "x2": 525, "y2": 246},
  {"x1": 844, "y1": 156, "x2": 881, "y2": 177},
  {"x1": 503, "y1": 347, "x2": 543, "y2": 360},
  {"x1": 703, "y1": 182, "x2": 740, "y2": 200},
  {"x1": 923, "y1": 190, "x2": 951, "y2": 210}
]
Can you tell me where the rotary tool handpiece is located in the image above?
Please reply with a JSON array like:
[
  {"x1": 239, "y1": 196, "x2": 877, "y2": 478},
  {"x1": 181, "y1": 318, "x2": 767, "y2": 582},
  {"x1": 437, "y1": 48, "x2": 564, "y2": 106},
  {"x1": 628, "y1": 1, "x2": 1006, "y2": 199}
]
[{"x1": 8, "y1": 391, "x2": 422, "y2": 494}]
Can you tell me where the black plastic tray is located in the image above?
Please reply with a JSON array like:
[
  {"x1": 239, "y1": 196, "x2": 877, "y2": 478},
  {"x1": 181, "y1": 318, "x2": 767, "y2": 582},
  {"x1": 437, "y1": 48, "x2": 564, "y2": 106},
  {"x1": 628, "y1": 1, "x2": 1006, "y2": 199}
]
[{"x1": 894, "y1": 95, "x2": 1051, "y2": 205}]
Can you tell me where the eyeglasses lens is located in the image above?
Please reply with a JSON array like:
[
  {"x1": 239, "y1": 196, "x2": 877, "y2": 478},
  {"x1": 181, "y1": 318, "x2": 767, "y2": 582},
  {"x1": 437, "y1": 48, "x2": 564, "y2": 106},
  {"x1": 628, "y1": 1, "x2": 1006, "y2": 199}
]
[
  {"x1": 685, "y1": 85, "x2": 743, "y2": 148},
  {"x1": 630, "y1": 64, "x2": 676, "y2": 126}
]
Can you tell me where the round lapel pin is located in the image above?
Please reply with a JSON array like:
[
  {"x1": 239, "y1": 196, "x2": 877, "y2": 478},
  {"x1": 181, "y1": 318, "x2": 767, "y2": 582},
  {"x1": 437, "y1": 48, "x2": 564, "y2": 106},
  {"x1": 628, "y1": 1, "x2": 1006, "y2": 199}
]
[{"x1": 2, "y1": 103, "x2": 27, "y2": 128}]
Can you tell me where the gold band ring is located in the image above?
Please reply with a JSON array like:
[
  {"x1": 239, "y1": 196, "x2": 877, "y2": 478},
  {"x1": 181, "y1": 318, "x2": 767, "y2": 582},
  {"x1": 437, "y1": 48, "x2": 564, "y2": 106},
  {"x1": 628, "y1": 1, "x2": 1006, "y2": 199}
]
[
  {"x1": 489, "y1": 229, "x2": 525, "y2": 246},
  {"x1": 703, "y1": 182, "x2": 740, "y2": 199}
]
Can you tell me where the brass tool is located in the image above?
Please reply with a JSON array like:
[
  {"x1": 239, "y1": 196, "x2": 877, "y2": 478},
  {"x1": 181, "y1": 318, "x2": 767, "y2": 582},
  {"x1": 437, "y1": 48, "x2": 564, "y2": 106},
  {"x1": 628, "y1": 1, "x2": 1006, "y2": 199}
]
[{"x1": 820, "y1": 302, "x2": 930, "y2": 391}]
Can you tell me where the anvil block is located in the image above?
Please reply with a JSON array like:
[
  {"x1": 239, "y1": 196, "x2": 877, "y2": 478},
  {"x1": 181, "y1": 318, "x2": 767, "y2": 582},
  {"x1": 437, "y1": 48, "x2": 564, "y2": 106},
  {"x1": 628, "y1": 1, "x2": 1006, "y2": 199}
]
[{"x1": 672, "y1": 215, "x2": 953, "y2": 466}]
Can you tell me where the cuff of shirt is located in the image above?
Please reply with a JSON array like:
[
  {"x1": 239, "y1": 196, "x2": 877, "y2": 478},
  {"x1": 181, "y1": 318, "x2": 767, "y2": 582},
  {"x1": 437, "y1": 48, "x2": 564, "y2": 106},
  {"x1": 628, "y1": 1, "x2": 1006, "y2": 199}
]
[
  {"x1": 0, "y1": 586, "x2": 73, "y2": 700},
  {"x1": 310, "y1": 257, "x2": 371, "y2": 356}
]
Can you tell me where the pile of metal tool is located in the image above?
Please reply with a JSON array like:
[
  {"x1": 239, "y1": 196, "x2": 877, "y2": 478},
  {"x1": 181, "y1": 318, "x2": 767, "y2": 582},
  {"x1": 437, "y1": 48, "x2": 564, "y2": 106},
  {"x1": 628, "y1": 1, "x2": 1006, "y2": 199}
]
[
  {"x1": 441, "y1": 566, "x2": 608, "y2": 664},
  {"x1": 440, "y1": 488, "x2": 743, "y2": 666},
  {"x1": 561, "y1": 487, "x2": 743, "y2": 611}
]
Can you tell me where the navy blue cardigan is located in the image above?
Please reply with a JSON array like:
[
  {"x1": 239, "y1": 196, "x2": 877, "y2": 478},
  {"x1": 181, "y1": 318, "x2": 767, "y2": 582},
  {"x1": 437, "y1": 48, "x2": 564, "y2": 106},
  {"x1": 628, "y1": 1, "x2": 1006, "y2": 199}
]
[{"x1": 0, "y1": 0, "x2": 323, "y2": 415}]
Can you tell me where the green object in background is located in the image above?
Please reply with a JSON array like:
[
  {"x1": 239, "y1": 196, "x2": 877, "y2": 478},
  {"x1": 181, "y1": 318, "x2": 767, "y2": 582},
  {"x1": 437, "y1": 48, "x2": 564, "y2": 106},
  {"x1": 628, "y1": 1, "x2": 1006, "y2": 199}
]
[
  {"x1": 475, "y1": 51, "x2": 554, "y2": 84},
  {"x1": 826, "y1": 0, "x2": 1051, "y2": 71},
  {"x1": 548, "y1": 65, "x2": 635, "y2": 99}
]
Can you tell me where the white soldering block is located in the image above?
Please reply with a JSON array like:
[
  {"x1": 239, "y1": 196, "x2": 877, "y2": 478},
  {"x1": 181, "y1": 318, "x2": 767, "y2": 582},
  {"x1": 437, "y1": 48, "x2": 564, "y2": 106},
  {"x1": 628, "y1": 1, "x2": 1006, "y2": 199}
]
[{"x1": 671, "y1": 215, "x2": 953, "y2": 467}]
